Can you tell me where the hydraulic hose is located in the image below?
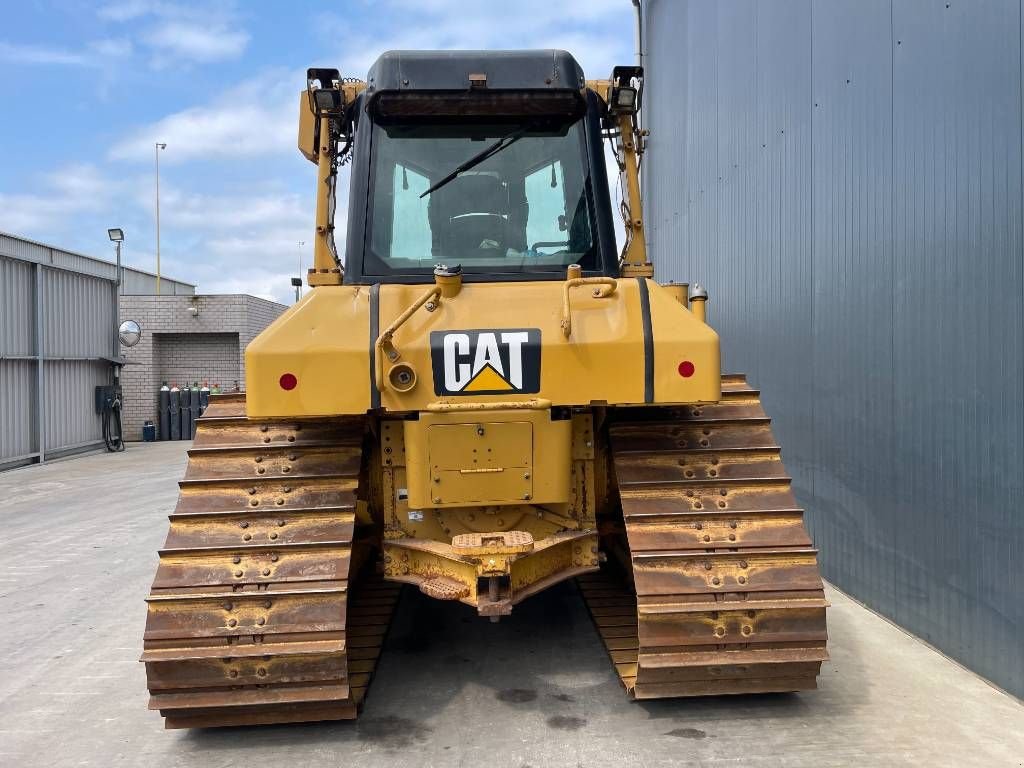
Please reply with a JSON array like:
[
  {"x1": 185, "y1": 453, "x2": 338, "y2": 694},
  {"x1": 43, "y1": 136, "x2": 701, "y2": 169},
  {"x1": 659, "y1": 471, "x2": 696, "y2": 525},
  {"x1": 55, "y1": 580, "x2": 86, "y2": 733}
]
[{"x1": 102, "y1": 394, "x2": 125, "y2": 452}]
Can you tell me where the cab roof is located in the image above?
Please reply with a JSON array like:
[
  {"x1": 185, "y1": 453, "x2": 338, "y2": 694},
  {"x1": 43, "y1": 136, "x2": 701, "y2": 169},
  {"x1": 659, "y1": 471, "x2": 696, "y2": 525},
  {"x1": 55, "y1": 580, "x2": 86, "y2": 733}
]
[{"x1": 365, "y1": 50, "x2": 586, "y2": 93}]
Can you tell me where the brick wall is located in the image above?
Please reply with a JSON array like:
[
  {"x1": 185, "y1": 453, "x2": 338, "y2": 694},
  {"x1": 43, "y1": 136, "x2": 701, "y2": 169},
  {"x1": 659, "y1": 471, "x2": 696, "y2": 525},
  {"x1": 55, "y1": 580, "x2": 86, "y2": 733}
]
[
  {"x1": 154, "y1": 333, "x2": 240, "y2": 393},
  {"x1": 119, "y1": 295, "x2": 286, "y2": 439}
]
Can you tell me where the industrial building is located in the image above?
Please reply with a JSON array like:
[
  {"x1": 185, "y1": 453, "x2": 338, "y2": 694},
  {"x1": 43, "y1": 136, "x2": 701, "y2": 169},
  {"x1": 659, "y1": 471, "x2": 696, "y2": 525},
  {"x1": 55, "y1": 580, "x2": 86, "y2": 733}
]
[
  {"x1": 118, "y1": 294, "x2": 285, "y2": 439},
  {"x1": 0, "y1": 231, "x2": 193, "y2": 469},
  {"x1": 0, "y1": 231, "x2": 286, "y2": 466},
  {"x1": 641, "y1": 0, "x2": 1022, "y2": 699}
]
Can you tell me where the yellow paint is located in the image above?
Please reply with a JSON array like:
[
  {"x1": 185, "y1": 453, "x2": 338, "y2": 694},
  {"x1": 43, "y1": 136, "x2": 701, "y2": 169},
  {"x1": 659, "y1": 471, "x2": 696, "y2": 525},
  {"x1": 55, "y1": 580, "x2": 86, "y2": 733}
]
[
  {"x1": 404, "y1": 409, "x2": 570, "y2": 510},
  {"x1": 463, "y1": 365, "x2": 512, "y2": 392},
  {"x1": 246, "y1": 279, "x2": 720, "y2": 417}
]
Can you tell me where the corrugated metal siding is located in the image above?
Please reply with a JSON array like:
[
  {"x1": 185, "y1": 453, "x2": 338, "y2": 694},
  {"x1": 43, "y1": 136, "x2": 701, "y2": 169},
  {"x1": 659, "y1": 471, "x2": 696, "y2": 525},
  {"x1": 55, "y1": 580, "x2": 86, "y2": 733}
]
[
  {"x1": 0, "y1": 360, "x2": 36, "y2": 461},
  {"x1": 43, "y1": 268, "x2": 113, "y2": 358},
  {"x1": 1, "y1": 230, "x2": 198, "y2": 467},
  {"x1": 0, "y1": 231, "x2": 195, "y2": 296},
  {"x1": 0, "y1": 256, "x2": 35, "y2": 356},
  {"x1": 43, "y1": 361, "x2": 107, "y2": 451},
  {"x1": 644, "y1": 0, "x2": 1024, "y2": 697}
]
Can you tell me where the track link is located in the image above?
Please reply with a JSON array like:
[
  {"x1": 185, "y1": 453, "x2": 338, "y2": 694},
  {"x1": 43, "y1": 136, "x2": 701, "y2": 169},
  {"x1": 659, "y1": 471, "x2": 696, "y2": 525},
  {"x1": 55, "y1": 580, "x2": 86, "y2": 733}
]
[
  {"x1": 142, "y1": 393, "x2": 399, "y2": 728},
  {"x1": 583, "y1": 374, "x2": 828, "y2": 698}
]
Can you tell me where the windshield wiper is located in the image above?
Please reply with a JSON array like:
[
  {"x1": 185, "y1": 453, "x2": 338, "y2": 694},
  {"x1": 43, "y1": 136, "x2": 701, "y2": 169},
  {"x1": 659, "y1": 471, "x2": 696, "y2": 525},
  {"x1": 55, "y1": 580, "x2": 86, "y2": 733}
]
[{"x1": 420, "y1": 126, "x2": 528, "y2": 198}]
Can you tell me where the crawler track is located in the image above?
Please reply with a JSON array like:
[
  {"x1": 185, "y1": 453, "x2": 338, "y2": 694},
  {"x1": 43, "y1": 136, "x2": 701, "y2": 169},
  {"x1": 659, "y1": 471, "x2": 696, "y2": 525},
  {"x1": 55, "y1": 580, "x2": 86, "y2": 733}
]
[
  {"x1": 142, "y1": 394, "x2": 398, "y2": 728},
  {"x1": 582, "y1": 374, "x2": 828, "y2": 698}
]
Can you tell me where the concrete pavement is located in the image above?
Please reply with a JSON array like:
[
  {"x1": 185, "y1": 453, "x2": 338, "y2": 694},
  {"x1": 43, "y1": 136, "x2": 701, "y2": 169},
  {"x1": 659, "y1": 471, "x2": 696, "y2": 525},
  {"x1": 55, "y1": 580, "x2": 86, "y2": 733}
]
[{"x1": 0, "y1": 441, "x2": 1021, "y2": 767}]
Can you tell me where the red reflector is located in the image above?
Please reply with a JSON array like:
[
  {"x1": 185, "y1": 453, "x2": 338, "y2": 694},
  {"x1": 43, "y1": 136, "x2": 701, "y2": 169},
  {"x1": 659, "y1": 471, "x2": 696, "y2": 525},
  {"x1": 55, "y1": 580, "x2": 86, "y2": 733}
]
[
  {"x1": 279, "y1": 373, "x2": 298, "y2": 390},
  {"x1": 678, "y1": 361, "x2": 696, "y2": 378}
]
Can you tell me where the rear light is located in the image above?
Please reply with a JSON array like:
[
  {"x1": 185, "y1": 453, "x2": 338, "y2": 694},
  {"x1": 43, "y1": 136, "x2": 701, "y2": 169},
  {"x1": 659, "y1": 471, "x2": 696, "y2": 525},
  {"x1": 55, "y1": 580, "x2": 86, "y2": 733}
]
[
  {"x1": 279, "y1": 373, "x2": 298, "y2": 390},
  {"x1": 678, "y1": 361, "x2": 695, "y2": 378}
]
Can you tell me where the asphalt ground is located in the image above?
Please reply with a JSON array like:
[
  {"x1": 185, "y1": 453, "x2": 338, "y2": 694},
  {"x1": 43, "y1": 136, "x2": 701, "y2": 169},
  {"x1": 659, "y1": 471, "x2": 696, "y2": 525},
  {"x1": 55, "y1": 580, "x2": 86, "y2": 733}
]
[{"x1": 1, "y1": 441, "x2": 1021, "y2": 767}]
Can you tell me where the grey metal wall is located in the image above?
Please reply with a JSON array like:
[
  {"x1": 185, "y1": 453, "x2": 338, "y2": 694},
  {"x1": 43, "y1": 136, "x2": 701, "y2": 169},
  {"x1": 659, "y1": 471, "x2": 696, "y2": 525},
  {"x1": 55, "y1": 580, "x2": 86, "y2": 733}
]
[
  {"x1": 643, "y1": 0, "x2": 1023, "y2": 698},
  {"x1": 1, "y1": 232, "x2": 195, "y2": 296},
  {"x1": 0, "y1": 232, "x2": 196, "y2": 468}
]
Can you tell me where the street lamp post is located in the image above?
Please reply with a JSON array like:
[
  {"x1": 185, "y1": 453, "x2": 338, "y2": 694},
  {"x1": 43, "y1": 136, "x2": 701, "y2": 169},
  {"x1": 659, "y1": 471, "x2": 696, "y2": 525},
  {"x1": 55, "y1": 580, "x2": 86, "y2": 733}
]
[
  {"x1": 155, "y1": 142, "x2": 167, "y2": 295},
  {"x1": 107, "y1": 228, "x2": 124, "y2": 358}
]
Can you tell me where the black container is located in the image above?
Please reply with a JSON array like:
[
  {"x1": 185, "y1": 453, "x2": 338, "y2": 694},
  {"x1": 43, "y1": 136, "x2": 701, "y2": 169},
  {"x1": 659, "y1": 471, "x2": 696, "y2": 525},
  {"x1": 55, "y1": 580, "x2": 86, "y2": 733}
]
[
  {"x1": 169, "y1": 385, "x2": 181, "y2": 440},
  {"x1": 180, "y1": 387, "x2": 192, "y2": 440},
  {"x1": 143, "y1": 420, "x2": 156, "y2": 442},
  {"x1": 158, "y1": 383, "x2": 170, "y2": 440}
]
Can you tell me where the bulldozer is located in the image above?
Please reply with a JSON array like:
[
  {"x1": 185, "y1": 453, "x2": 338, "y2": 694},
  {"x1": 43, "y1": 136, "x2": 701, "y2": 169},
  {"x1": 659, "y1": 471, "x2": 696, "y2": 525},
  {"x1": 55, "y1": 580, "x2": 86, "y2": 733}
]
[{"x1": 142, "y1": 50, "x2": 828, "y2": 728}]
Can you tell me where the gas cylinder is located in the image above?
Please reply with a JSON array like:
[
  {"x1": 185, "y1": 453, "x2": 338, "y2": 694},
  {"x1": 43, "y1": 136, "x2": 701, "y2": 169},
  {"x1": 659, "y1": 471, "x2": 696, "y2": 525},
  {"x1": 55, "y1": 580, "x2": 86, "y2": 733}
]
[
  {"x1": 189, "y1": 382, "x2": 200, "y2": 438},
  {"x1": 169, "y1": 383, "x2": 181, "y2": 440},
  {"x1": 199, "y1": 381, "x2": 210, "y2": 415},
  {"x1": 158, "y1": 382, "x2": 170, "y2": 441},
  {"x1": 179, "y1": 384, "x2": 191, "y2": 440}
]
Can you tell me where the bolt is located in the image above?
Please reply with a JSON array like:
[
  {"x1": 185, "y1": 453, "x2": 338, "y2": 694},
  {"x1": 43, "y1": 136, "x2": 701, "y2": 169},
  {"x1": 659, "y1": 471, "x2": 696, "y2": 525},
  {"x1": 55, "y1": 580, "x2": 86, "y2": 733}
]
[
  {"x1": 283, "y1": 486, "x2": 291, "y2": 493},
  {"x1": 257, "y1": 667, "x2": 267, "y2": 677},
  {"x1": 227, "y1": 618, "x2": 238, "y2": 627},
  {"x1": 248, "y1": 488, "x2": 257, "y2": 495},
  {"x1": 729, "y1": 534, "x2": 736, "y2": 541},
  {"x1": 233, "y1": 556, "x2": 241, "y2": 564},
  {"x1": 524, "y1": 472, "x2": 530, "y2": 479},
  {"x1": 229, "y1": 669, "x2": 238, "y2": 677},
  {"x1": 223, "y1": 602, "x2": 233, "y2": 611},
  {"x1": 742, "y1": 625, "x2": 752, "y2": 636},
  {"x1": 250, "y1": 499, "x2": 259, "y2": 506},
  {"x1": 270, "y1": 553, "x2": 279, "y2": 562},
  {"x1": 703, "y1": 535, "x2": 710, "y2": 542},
  {"x1": 714, "y1": 626, "x2": 725, "y2": 637},
  {"x1": 738, "y1": 576, "x2": 747, "y2": 584},
  {"x1": 282, "y1": 466, "x2": 291, "y2": 473},
  {"x1": 254, "y1": 457, "x2": 263, "y2": 463},
  {"x1": 288, "y1": 454, "x2": 297, "y2": 461},
  {"x1": 739, "y1": 560, "x2": 748, "y2": 569},
  {"x1": 240, "y1": 521, "x2": 249, "y2": 529},
  {"x1": 712, "y1": 576, "x2": 721, "y2": 585},
  {"x1": 260, "y1": 426, "x2": 269, "y2": 433},
  {"x1": 243, "y1": 533, "x2": 252, "y2": 542},
  {"x1": 277, "y1": 520, "x2": 286, "y2": 527},
  {"x1": 263, "y1": 600, "x2": 272, "y2": 609},
  {"x1": 262, "y1": 568, "x2": 271, "y2": 576},
  {"x1": 257, "y1": 617, "x2": 266, "y2": 626},
  {"x1": 704, "y1": 561, "x2": 712, "y2": 571},
  {"x1": 269, "y1": 532, "x2": 278, "y2": 540},
  {"x1": 234, "y1": 570, "x2": 243, "y2": 577},
  {"x1": 276, "y1": 499, "x2": 285, "y2": 506}
]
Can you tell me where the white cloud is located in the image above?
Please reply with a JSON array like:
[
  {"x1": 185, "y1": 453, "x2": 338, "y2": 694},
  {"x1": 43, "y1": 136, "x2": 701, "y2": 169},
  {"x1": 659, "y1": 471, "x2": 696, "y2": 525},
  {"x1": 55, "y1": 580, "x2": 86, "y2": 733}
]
[
  {"x1": 108, "y1": 73, "x2": 296, "y2": 162},
  {"x1": 0, "y1": 41, "x2": 92, "y2": 66},
  {"x1": 0, "y1": 165, "x2": 117, "y2": 232},
  {"x1": 98, "y1": 1, "x2": 250, "y2": 66},
  {"x1": 145, "y1": 21, "x2": 248, "y2": 64}
]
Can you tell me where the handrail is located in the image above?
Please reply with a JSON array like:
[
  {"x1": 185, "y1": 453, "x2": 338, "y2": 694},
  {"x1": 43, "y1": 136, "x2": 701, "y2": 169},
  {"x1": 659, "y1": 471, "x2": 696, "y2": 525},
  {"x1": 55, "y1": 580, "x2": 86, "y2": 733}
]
[
  {"x1": 426, "y1": 398, "x2": 552, "y2": 412},
  {"x1": 374, "y1": 285, "x2": 441, "y2": 392},
  {"x1": 561, "y1": 277, "x2": 617, "y2": 338}
]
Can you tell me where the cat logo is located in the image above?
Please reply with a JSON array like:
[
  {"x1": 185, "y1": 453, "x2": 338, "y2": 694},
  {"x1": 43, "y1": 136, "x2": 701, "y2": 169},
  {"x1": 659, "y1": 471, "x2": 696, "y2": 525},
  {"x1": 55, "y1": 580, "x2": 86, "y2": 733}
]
[{"x1": 430, "y1": 328, "x2": 542, "y2": 396}]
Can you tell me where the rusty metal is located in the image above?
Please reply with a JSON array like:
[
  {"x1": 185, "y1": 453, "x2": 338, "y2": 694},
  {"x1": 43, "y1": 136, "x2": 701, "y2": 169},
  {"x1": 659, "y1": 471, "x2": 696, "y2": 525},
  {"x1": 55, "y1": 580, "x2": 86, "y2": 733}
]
[
  {"x1": 141, "y1": 393, "x2": 400, "y2": 728},
  {"x1": 581, "y1": 374, "x2": 828, "y2": 698}
]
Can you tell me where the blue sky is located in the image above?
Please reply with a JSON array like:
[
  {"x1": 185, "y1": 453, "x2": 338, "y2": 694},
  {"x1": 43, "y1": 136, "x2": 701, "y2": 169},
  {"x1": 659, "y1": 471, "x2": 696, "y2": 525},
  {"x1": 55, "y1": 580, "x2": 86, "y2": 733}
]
[{"x1": 0, "y1": 1, "x2": 631, "y2": 303}]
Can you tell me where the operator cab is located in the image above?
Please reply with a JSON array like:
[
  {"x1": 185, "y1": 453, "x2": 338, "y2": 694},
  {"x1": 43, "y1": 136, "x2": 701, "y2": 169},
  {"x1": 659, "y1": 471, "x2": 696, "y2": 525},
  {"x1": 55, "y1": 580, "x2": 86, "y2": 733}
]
[{"x1": 342, "y1": 50, "x2": 619, "y2": 284}]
